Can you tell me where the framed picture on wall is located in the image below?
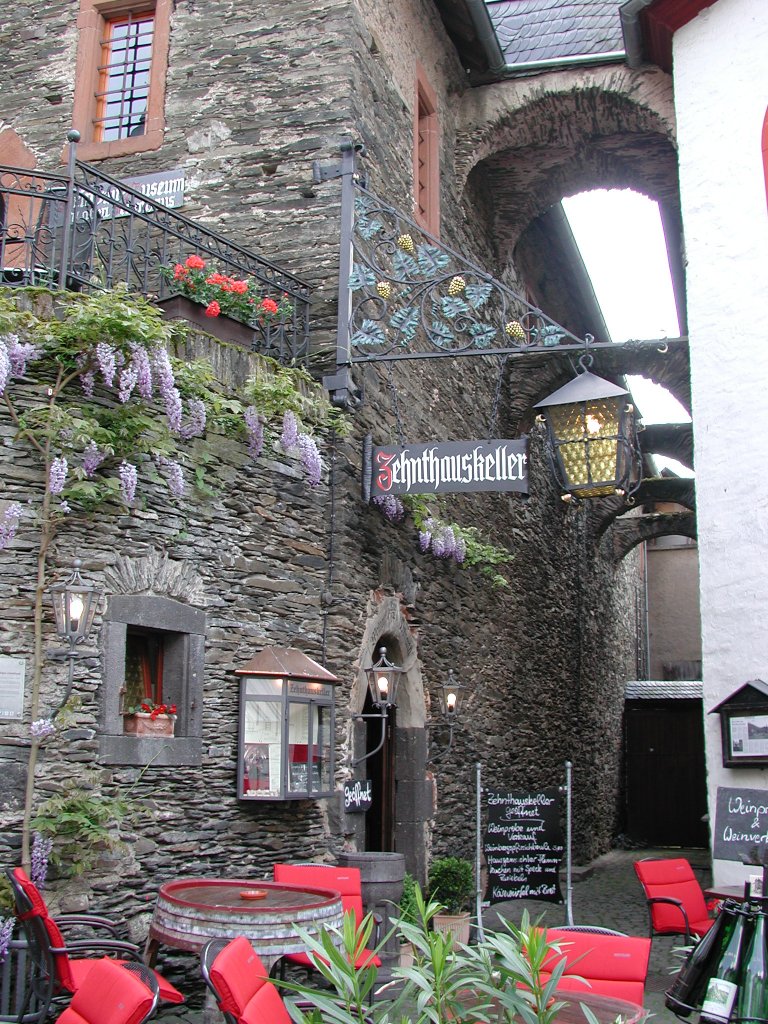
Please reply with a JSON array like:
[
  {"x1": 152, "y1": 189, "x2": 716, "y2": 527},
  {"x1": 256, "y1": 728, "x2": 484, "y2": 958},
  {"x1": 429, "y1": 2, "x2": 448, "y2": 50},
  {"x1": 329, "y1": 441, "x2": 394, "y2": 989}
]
[{"x1": 710, "y1": 680, "x2": 768, "y2": 767}]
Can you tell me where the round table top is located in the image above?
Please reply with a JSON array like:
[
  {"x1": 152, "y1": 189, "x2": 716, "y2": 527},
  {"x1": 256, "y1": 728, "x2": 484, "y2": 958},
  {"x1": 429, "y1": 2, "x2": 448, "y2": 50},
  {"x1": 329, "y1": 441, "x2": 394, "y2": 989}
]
[
  {"x1": 148, "y1": 878, "x2": 345, "y2": 960},
  {"x1": 158, "y1": 878, "x2": 340, "y2": 912},
  {"x1": 552, "y1": 990, "x2": 648, "y2": 1024}
]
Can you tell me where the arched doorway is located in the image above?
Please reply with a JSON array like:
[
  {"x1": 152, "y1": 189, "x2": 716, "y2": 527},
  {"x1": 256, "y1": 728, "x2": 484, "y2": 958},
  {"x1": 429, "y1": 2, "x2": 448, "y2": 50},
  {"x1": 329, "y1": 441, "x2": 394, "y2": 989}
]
[{"x1": 349, "y1": 595, "x2": 429, "y2": 880}]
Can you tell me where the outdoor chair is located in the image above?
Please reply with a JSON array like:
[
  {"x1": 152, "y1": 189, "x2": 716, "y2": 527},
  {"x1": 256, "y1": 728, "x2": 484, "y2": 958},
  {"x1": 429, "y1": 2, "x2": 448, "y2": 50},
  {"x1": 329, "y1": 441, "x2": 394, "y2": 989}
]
[
  {"x1": 633, "y1": 857, "x2": 716, "y2": 943},
  {"x1": 541, "y1": 927, "x2": 652, "y2": 1006},
  {"x1": 202, "y1": 936, "x2": 291, "y2": 1024},
  {"x1": 55, "y1": 957, "x2": 159, "y2": 1024},
  {"x1": 272, "y1": 863, "x2": 381, "y2": 977},
  {"x1": 6, "y1": 867, "x2": 184, "y2": 1009}
]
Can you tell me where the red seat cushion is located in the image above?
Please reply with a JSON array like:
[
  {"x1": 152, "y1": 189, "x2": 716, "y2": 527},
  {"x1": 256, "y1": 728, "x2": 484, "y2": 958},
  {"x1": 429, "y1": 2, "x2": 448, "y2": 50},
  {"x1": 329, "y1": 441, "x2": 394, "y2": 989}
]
[
  {"x1": 208, "y1": 936, "x2": 269, "y2": 1017},
  {"x1": 541, "y1": 929, "x2": 651, "y2": 1007},
  {"x1": 11, "y1": 868, "x2": 48, "y2": 917},
  {"x1": 240, "y1": 978, "x2": 293, "y2": 1024},
  {"x1": 68, "y1": 957, "x2": 184, "y2": 1004},
  {"x1": 56, "y1": 958, "x2": 155, "y2": 1024},
  {"x1": 273, "y1": 864, "x2": 363, "y2": 921},
  {"x1": 281, "y1": 945, "x2": 382, "y2": 971}
]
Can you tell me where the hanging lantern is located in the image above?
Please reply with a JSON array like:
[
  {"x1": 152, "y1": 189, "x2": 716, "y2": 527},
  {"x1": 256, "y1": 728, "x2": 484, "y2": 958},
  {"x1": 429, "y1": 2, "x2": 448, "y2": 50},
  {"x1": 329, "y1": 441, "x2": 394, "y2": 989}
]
[
  {"x1": 438, "y1": 669, "x2": 464, "y2": 721},
  {"x1": 534, "y1": 358, "x2": 641, "y2": 500}
]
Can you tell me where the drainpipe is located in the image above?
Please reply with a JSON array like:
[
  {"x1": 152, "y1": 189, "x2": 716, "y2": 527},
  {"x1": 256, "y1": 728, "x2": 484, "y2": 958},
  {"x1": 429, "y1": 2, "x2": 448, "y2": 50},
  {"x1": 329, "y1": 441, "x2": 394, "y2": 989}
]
[
  {"x1": 462, "y1": 0, "x2": 626, "y2": 77},
  {"x1": 619, "y1": 0, "x2": 656, "y2": 68}
]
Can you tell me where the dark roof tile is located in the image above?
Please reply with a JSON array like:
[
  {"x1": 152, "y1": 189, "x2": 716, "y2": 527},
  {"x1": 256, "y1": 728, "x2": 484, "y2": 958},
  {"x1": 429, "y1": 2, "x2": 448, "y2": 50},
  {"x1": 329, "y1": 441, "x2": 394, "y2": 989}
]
[{"x1": 485, "y1": 0, "x2": 626, "y2": 66}]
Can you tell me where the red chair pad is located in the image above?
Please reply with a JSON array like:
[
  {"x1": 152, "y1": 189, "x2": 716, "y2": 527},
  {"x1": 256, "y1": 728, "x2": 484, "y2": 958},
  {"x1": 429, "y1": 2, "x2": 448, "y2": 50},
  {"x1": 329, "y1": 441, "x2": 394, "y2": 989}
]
[
  {"x1": 209, "y1": 936, "x2": 268, "y2": 1016},
  {"x1": 273, "y1": 864, "x2": 363, "y2": 921},
  {"x1": 240, "y1": 979, "x2": 293, "y2": 1024},
  {"x1": 56, "y1": 958, "x2": 154, "y2": 1024},
  {"x1": 634, "y1": 859, "x2": 710, "y2": 934},
  {"x1": 542, "y1": 929, "x2": 651, "y2": 1006},
  {"x1": 68, "y1": 958, "x2": 184, "y2": 1004},
  {"x1": 11, "y1": 868, "x2": 48, "y2": 917}
]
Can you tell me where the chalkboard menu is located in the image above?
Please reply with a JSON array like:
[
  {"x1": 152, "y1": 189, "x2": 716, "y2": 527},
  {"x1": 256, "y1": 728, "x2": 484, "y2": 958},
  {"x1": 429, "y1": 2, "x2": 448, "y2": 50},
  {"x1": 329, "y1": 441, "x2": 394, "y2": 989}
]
[
  {"x1": 484, "y1": 788, "x2": 564, "y2": 904},
  {"x1": 713, "y1": 786, "x2": 768, "y2": 862}
]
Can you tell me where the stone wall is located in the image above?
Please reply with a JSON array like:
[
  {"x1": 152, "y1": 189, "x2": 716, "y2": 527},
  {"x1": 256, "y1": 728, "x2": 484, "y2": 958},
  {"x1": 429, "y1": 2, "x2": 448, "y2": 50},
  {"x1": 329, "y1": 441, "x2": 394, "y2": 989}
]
[{"x1": 0, "y1": 0, "x2": 642, "y2": 935}]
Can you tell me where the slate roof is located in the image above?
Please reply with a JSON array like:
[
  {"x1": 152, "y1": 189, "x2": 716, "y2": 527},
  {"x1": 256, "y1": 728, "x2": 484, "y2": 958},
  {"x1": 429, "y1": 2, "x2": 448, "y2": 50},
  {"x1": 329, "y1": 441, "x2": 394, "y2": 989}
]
[
  {"x1": 625, "y1": 680, "x2": 703, "y2": 699},
  {"x1": 485, "y1": 0, "x2": 627, "y2": 66}
]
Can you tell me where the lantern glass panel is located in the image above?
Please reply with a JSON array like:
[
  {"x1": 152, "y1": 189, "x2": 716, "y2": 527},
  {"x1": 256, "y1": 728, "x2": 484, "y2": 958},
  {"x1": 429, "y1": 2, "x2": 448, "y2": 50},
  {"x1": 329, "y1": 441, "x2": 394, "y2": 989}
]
[
  {"x1": 242, "y1": 699, "x2": 282, "y2": 798},
  {"x1": 548, "y1": 396, "x2": 623, "y2": 497}
]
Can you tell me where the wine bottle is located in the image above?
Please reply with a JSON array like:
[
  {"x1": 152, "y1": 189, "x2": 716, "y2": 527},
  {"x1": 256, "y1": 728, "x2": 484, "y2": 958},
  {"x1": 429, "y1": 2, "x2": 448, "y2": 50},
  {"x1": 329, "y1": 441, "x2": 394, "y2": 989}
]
[
  {"x1": 665, "y1": 901, "x2": 739, "y2": 1016},
  {"x1": 700, "y1": 904, "x2": 751, "y2": 1024},
  {"x1": 737, "y1": 906, "x2": 768, "y2": 1024}
]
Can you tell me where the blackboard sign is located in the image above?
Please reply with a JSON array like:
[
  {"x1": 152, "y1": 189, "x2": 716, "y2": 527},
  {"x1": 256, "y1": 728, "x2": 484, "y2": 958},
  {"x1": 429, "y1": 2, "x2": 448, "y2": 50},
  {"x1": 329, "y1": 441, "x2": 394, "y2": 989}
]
[
  {"x1": 713, "y1": 786, "x2": 768, "y2": 862},
  {"x1": 343, "y1": 779, "x2": 372, "y2": 813},
  {"x1": 484, "y1": 788, "x2": 564, "y2": 903}
]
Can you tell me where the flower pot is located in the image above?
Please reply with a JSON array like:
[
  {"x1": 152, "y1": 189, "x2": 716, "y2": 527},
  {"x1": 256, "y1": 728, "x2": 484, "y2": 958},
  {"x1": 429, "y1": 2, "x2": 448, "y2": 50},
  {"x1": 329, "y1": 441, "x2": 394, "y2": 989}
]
[
  {"x1": 123, "y1": 711, "x2": 176, "y2": 737},
  {"x1": 399, "y1": 940, "x2": 415, "y2": 969},
  {"x1": 433, "y1": 911, "x2": 471, "y2": 945},
  {"x1": 156, "y1": 294, "x2": 256, "y2": 349}
]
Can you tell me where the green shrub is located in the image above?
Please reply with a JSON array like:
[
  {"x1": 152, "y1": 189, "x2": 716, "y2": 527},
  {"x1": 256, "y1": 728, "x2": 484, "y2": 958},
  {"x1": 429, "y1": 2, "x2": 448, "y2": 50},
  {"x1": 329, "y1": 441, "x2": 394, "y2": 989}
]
[{"x1": 427, "y1": 856, "x2": 474, "y2": 914}]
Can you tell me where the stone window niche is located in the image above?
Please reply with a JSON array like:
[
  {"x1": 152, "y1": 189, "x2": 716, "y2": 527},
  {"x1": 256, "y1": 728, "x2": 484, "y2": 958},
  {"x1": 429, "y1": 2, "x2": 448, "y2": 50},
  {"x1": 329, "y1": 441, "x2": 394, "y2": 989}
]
[{"x1": 100, "y1": 594, "x2": 205, "y2": 766}]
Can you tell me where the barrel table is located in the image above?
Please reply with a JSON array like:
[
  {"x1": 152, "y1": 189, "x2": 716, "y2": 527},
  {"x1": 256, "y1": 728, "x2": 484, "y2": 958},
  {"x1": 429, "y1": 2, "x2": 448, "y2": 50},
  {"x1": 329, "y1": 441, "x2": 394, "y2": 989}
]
[{"x1": 144, "y1": 878, "x2": 345, "y2": 971}]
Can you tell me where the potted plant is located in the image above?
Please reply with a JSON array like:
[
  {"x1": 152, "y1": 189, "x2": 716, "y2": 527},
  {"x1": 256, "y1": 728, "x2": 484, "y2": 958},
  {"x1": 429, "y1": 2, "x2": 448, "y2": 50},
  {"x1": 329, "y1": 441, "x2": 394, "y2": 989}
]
[
  {"x1": 158, "y1": 254, "x2": 293, "y2": 343},
  {"x1": 428, "y1": 856, "x2": 474, "y2": 944},
  {"x1": 122, "y1": 700, "x2": 177, "y2": 737}
]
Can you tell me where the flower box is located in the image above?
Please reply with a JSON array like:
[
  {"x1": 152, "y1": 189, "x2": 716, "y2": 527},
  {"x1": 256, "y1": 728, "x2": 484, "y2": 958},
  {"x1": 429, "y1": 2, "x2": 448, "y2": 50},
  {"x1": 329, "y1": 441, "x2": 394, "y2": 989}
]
[
  {"x1": 155, "y1": 294, "x2": 256, "y2": 348},
  {"x1": 123, "y1": 711, "x2": 176, "y2": 738}
]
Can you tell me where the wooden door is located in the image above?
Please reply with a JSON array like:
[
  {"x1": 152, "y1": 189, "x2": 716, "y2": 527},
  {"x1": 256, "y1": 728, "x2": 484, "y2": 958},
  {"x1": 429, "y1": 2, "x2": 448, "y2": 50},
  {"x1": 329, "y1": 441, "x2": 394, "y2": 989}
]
[
  {"x1": 364, "y1": 704, "x2": 396, "y2": 852},
  {"x1": 624, "y1": 699, "x2": 709, "y2": 847}
]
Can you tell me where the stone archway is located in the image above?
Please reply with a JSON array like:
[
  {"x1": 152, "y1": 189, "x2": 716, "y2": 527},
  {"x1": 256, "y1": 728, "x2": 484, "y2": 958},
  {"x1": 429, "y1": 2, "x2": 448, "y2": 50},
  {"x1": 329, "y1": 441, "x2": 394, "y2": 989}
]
[{"x1": 348, "y1": 593, "x2": 430, "y2": 881}]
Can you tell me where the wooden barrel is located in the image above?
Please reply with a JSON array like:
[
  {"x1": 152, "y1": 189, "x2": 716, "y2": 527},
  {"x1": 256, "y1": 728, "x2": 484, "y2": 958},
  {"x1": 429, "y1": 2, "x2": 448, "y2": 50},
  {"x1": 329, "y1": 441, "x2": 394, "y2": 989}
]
[{"x1": 149, "y1": 879, "x2": 344, "y2": 960}]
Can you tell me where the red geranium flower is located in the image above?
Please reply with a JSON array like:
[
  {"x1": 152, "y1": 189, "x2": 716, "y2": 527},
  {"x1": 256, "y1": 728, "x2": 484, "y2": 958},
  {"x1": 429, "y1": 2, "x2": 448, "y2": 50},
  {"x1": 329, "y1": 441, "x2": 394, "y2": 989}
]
[
  {"x1": 186, "y1": 254, "x2": 206, "y2": 270},
  {"x1": 260, "y1": 298, "x2": 279, "y2": 315},
  {"x1": 205, "y1": 301, "x2": 221, "y2": 318}
]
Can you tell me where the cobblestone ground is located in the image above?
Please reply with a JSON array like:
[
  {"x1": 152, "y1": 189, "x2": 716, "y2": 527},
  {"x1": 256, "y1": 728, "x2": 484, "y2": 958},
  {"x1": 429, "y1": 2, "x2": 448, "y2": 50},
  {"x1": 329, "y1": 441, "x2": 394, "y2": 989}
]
[{"x1": 149, "y1": 847, "x2": 711, "y2": 1024}]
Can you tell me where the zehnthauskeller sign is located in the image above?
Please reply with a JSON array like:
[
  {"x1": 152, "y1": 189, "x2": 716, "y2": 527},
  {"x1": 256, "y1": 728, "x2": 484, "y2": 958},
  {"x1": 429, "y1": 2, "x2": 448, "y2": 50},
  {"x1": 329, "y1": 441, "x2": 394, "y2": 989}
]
[{"x1": 364, "y1": 437, "x2": 528, "y2": 498}]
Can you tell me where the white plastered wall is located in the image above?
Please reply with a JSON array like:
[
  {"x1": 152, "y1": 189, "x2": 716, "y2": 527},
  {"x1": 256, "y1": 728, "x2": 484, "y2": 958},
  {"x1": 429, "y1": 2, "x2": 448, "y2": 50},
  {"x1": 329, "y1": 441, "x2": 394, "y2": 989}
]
[{"x1": 673, "y1": 0, "x2": 768, "y2": 883}]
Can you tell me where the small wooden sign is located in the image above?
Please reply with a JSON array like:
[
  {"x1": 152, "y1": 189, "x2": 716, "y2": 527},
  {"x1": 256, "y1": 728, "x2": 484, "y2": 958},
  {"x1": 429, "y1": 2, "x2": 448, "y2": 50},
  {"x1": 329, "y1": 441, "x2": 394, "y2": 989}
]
[
  {"x1": 344, "y1": 779, "x2": 373, "y2": 813},
  {"x1": 713, "y1": 786, "x2": 768, "y2": 862}
]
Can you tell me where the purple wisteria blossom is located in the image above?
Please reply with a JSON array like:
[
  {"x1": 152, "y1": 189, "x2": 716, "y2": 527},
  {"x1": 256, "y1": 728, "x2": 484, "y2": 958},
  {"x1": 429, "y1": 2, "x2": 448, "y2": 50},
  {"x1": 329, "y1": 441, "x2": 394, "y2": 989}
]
[
  {"x1": 31, "y1": 832, "x2": 53, "y2": 889},
  {"x1": 298, "y1": 433, "x2": 322, "y2": 487},
  {"x1": 156, "y1": 456, "x2": 185, "y2": 498},
  {"x1": 281, "y1": 410, "x2": 299, "y2": 452},
  {"x1": 151, "y1": 348, "x2": 182, "y2": 431},
  {"x1": 373, "y1": 494, "x2": 405, "y2": 523},
  {"x1": 0, "y1": 343, "x2": 9, "y2": 397},
  {"x1": 82, "y1": 440, "x2": 105, "y2": 478},
  {"x1": 79, "y1": 370, "x2": 95, "y2": 397},
  {"x1": 0, "y1": 503, "x2": 23, "y2": 550},
  {"x1": 180, "y1": 399, "x2": 206, "y2": 440},
  {"x1": 418, "y1": 516, "x2": 435, "y2": 552},
  {"x1": 0, "y1": 917, "x2": 12, "y2": 965},
  {"x1": 453, "y1": 534, "x2": 467, "y2": 564},
  {"x1": 244, "y1": 407, "x2": 264, "y2": 459},
  {"x1": 95, "y1": 343, "x2": 117, "y2": 387},
  {"x1": 118, "y1": 366, "x2": 138, "y2": 403},
  {"x1": 58, "y1": 500, "x2": 71, "y2": 515},
  {"x1": 6, "y1": 335, "x2": 41, "y2": 376},
  {"x1": 30, "y1": 718, "x2": 56, "y2": 740},
  {"x1": 131, "y1": 345, "x2": 153, "y2": 400},
  {"x1": 49, "y1": 457, "x2": 68, "y2": 495},
  {"x1": 165, "y1": 389, "x2": 183, "y2": 433},
  {"x1": 431, "y1": 525, "x2": 456, "y2": 559},
  {"x1": 119, "y1": 461, "x2": 138, "y2": 505}
]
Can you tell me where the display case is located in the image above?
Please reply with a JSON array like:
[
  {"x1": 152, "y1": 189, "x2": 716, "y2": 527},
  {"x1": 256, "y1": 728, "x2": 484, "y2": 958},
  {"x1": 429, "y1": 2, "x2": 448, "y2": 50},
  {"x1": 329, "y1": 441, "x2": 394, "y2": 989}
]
[
  {"x1": 710, "y1": 679, "x2": 768, "y2": 768},
  {"x1": 235, "y1": 647, "x2": 337, "y2": 800}
]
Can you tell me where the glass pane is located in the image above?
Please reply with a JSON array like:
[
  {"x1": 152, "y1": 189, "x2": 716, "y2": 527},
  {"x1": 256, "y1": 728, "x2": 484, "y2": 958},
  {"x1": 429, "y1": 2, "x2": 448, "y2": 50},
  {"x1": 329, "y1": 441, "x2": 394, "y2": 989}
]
[
  {"x1": 287, "y1": 702, "x2": 310, "y2": 792},
  {"x1": 242, "y1": 700, "x2": 282, "y2": 798},
  {"x1": 314, "y1": 705, "x2": 332, "y2": 792}
]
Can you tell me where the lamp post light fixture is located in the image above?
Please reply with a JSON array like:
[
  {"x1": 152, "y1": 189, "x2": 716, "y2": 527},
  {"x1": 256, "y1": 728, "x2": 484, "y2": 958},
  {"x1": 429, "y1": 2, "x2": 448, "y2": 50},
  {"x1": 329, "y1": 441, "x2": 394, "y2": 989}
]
[
  {"x1": 351, "y1": 646, "x2": 403, "y2": 766},
  {"x1": 429, "y1": 668, "x2": 464, "y2": 764},
  {"x1": 534, "y1": 354, "x2": 642, "y2": 502},
  {"x1": 48, "y1": 559, "x2": 102, "y2": 718}
]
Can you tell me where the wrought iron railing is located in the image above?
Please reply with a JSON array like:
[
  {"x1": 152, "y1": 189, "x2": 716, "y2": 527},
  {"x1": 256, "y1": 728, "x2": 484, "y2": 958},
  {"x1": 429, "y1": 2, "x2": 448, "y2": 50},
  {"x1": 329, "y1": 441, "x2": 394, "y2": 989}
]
[{"x1": 0, "y1": 135, "x2": 311, "y2": 366}]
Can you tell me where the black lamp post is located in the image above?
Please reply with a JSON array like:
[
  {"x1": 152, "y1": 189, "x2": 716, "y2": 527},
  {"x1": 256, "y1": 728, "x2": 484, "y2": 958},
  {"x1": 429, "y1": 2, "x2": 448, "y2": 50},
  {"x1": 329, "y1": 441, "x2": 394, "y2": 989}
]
[
  {"x1": 534, "y1": 355, "x2": 641, "y2": 501},
  {"x1": 49, "y1": 559, "x2": 102, "y2": 718},
  {"x1": 351, "y1": 646, "x2": 403, "y2": 766}
]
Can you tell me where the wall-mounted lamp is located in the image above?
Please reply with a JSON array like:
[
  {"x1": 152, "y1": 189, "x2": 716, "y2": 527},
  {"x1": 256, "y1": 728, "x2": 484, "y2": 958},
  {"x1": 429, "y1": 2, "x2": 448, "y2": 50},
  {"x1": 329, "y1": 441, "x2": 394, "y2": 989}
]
[
  {"x1": 48, "y1": 559, "x2": 102, "y2": 718},
  {"x1": 429, "y1": 668, "x2": 464, "y2": 764},
  {"x1": 534, "y1": 354, "x2": 641, "y2": 502},
  {"x1": 351, "y1": 646, "x2": 403, "y2": 766}
]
